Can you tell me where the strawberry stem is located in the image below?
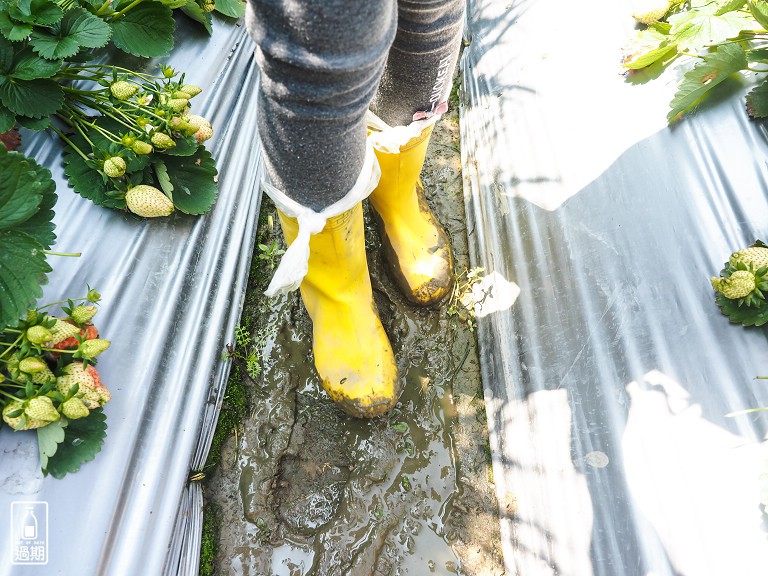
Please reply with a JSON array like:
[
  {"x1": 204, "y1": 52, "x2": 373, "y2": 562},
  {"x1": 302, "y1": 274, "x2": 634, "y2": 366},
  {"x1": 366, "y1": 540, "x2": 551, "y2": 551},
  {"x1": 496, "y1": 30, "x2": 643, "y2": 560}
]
[
  {"x1": 43, "y1": 250, "x2": 82, "y2": 257},
  {"x1": 37, "y1": 296, "x2": 93, "y2": 310},
  {"x1": 50, "y1": 126, "x2": 90, "y2": 162},
  {"x1": 110, "y1": 0, "x2": 144, "y2": 19},
  {"x1": 95, "y1": 0, "x2": 114, "y2": 15},
  {"x1": 0, "y1": 335, "x2": 23, "y2": 361}
]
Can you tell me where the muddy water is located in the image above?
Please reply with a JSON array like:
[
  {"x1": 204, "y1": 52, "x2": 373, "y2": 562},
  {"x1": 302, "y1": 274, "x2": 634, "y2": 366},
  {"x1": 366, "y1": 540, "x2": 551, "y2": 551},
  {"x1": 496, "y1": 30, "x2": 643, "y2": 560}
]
[{"x1": 207, "y1": 110, "x2": 504, "y2": 576}]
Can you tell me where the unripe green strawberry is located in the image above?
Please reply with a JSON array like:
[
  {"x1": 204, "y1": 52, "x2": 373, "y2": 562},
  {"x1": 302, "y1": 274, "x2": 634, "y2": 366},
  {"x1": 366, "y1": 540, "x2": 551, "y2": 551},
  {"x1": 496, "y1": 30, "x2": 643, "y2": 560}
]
[
  {"x1": 56, "y1": 363, "x2": 110, "y2": 408},
  {"x1": 104, "y1": 156, "x2": 126, "y2": 178},
  {"x1": 48, "y1": 318, "x2": 80, "y2": 345},
  {"x1": 172, "y1": 91, "x2": 191, "y2": 100},
  {"x1": 26, "y1": 325, "x2": 53, "y2": 344},
  {"x1": 203, "y1": 0, "x2": 215, "y2": 12},
  {"x1": 711, "y1": 270, "x2": 756, "y2": 299},
  {"x1": 169, "y1": 117, "x2": 197, "y2": 136},
  {"x1": 110, "y1": 80, "x2": 138, "y2": 100},
  {"x1": 69, "y1": 305, "x2": 98, "y2": 325},
  {"x1": 151, "y1": 132, "x2": 176, "y2": 149},
  {"x1": 180, "y1": 84, "x2": 202, "y2": 97},
  {"x1": 32, "y1": 367, "x2": 56, "y2": 385},
  {"x1": 79, "y1": 338, "x2": 110, "y2": 358},
  {"x1": 60, "y1": 397, "x2": 90, "y2": 419},
  {"x1": 632, "y1": 0, "x2": 671, "y2": 25},
  {"x1": 2, "y1": 400, "x2": 46, "y2": 430},
  {"x1": 125, "y1": 185, "x2": 175, "y2": 218},
  {"x1": 132, "y1": 140, "x2": 153, "y2": 155},
  {"x1": 19, "y1": 356, "x2": 48, "y2": 374},
  {"x1": 25, "y1": 396, "x2": 59, "y2": 423},
  {"x1": 167, "y1": 98, "x2": 189, "y2": 112},
  {"x1": 730, "y1": 246, "x2": 768, "y2": 271}
]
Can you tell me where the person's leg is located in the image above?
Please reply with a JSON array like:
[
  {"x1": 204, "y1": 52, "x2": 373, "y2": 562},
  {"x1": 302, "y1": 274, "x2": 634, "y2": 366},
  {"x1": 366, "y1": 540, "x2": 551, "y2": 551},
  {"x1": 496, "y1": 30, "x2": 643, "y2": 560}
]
[
  {"x1": 247, "y1": 0, "x2": 400, "y2": 418},
  {"x1": 368, "y1": 0, "x2": 465, "y2": 306},
  {"x1": 371, "y1": 0, "x2": 465, "y2": 126},
  {"x1": 247, "y1": 0, "x2": 396, "y2": 211}
]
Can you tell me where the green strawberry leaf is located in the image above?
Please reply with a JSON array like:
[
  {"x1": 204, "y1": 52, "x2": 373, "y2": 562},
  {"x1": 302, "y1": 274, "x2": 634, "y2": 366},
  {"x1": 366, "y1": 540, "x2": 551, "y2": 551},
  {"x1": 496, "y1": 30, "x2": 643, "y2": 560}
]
[
  {"x1": 0, "y1": 103, "x2": 14, "y2": 133},
  {"x1": 716, "y1": 0, "x2": 747, "y2": 15},
  {"x1": 747, "y1": 48, "x2": 768, "y2": 62},
  {"x1": 111, "y1": 1, "x2": 174, "y2": 58},
  {"x1": 16, "y1": 155, "x2": 56, "y2": 248},
  {"x1": 43, "y1": 407, "x2": 107, "y2": 478},
  {"x1": 668, "y1": 6, "x2": 756, "y2": 51},
  {"x1": 0, "y1": 147, "x2": 43, "y2": 230},
  {"x1": 0, "y1": 12, "x2": 33, "y2": 41},
  {"x1": 0, "y1": 35, "x2": 13, "y2": 70},
  {"x1": 163, "y1": 145, "x2": 217, "y2": 214},
  {"x1": 0, "y1": 229, "x2": 51, "y2": 328},
  {"x1": 62, "y1": 132, "x2": 117, "y2": 208},
  {"x1": 0, "y1": 77, "x2": 63, "y2": 118},
  {"x1": 213, "y1": 0, "x2": 244, "y2": 19},
  {"x1": 180, "y1": 1, "x2": 212, "y2": 34},
  {"x1": 153, "y1": 159, "x2": 173, "y2": 199},
  {"x1": 11, "y1": 47, "x2": 61, "y2": 80},
  {"x1": 668, "y1": 42, "x2": 747, "y2": 121},
  {"x1": 29, "y1": 7, "x2": 111, "y2": 59},
  {"x1": 623, "y1": 26, "x2": 678, "y2": 69},
  {"x1": 746, "y1": 78, "x2": 768, "y2": 117},
  {"x1": 158, "y1": 0, "x2": 189, "y2": 8},
  {"x1": 29, "y1": 31, "x2": 80, "y2": 59},
  {"x1": 26, "y1": 0, "x2": 63, "y2": 25},
  {"x1": 161, "y1": 133, "x2": 197, "y2": 156},
  {"x1": 37, "y1": 417, "x2": 65, "y2": 470},
  {"x1": 16, "y1": 114, "x2": 50, "y2": 130},
  {"x1": 715, "y1": 292, "x2": 768, "y2": 325},
  {"x1": 749, "y1": 0, "x2": 768, "y2": 29}
]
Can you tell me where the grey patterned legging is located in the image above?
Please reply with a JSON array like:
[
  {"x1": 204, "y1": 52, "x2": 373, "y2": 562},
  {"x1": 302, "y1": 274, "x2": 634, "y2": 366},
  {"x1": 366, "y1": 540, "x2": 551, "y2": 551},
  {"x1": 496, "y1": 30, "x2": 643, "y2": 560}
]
[{"x1": 246, "y1": 0, "x2": 465, "y2": 211}]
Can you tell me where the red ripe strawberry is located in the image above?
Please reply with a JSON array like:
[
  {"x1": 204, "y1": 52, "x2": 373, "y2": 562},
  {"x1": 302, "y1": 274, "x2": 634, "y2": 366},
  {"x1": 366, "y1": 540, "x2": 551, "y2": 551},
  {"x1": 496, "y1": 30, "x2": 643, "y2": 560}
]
[
  {"x1": 56, "y1": 364, "x2": 111, "y2": 409},
  {"x1": 52, "y1": 323, "x2": 99, "y2": 351}
]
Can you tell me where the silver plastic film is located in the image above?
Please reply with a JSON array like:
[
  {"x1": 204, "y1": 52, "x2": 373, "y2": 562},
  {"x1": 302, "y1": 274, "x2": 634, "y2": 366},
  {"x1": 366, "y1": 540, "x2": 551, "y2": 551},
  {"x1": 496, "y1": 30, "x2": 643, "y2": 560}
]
[
  {"x1": 462, "y1": 1, "x2": 768, "y2": 575},
  {"x1": 0, "y1": 17, "x2": 262, "y2": 576}
]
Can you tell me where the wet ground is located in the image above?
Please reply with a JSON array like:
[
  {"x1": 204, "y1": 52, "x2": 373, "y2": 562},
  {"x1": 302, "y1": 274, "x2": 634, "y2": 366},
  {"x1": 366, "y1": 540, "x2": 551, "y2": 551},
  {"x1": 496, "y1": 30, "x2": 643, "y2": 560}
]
[{"x1": 205, "y1": 106, "x2": 505, "y2": 575}]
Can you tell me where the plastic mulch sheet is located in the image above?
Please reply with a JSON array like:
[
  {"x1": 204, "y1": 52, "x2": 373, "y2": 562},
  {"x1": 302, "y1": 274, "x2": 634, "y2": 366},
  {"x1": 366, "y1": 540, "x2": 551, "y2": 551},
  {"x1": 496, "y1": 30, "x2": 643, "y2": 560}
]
[
  {"x1": 461, "y1": 1, "x2": 768, "y2": 575},
  {"x1": 0, "y1": 19, "x2": 262, "y2": 576}
]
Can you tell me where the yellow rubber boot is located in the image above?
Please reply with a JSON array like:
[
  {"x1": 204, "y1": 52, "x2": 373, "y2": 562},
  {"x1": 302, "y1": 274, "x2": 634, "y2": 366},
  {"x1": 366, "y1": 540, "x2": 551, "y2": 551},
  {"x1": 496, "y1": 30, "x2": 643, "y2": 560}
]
[
  {"x1": 278, "y1": 204, "x2": 400, "y2": 418},
  {"x1": 369, "y1": 123, "x2": 454, "y2": 306}
]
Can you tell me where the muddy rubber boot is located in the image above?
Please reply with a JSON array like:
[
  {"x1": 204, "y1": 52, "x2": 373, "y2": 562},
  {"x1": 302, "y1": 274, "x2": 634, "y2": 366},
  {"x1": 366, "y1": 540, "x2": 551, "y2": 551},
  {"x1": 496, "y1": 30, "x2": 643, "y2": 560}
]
[
  {"x1": 369, "y1": 123, "x2": 454, "y2": 306},
  {"x1": 278, "y1": 204, "x2": 400, "y2": 419}
]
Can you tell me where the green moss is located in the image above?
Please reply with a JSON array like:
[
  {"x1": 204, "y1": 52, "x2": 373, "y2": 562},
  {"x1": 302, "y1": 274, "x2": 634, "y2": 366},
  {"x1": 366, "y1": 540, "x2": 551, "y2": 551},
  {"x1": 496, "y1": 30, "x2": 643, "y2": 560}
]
[
  {"x1": 202, "y1": 365, "x2": 250, "y2": 473},
  {"x1": 198, "y1": 199, "x2": 282, "y2": 573},
  {"x1": 199, "y1": 501, "x2": 221, "y2": 576}
]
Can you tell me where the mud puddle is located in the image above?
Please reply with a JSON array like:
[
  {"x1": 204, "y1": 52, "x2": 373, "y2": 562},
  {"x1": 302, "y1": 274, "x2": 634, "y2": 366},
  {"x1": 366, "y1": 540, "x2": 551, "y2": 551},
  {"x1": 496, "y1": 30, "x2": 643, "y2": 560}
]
[{"x1": 205, "y1": 105, "x2": 504, "y2": 576}]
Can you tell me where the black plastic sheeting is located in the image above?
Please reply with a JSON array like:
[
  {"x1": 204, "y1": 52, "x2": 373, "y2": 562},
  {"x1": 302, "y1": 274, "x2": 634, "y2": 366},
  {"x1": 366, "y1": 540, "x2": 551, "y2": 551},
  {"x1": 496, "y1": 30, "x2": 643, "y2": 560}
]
[
  {"x1": 0, "y1": 19, "x2": 262, "y2": 576},
  {"x1": 461, "y1": 1, "x2": 768, "y2": 575}
]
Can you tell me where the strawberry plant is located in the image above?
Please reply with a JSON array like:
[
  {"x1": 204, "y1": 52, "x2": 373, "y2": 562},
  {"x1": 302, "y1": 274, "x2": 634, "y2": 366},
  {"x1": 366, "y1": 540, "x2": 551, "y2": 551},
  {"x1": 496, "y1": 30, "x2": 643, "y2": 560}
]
[
  {"x1": 710, "y1": 240, "x2": 768, "y2": 325},
  {"x1": 56, "y1": 64, "x2": 217, "y2": 215},
  {"x1": 623, "y1": 0, "x2": 768, "y2": 122},
  {"x1": 0, "y1": 288, "x2": 110, "y2": 478}
]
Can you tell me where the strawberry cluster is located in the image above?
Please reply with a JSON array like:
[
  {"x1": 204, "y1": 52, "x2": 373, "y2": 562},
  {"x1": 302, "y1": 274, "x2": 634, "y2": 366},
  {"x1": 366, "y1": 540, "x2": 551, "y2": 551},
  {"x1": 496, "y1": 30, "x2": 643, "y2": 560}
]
[
  {"x1": 0, "y1": 289, "x2": 111, "y2": 431},
  {"x1": 711, "y1": 241, "x2": 768, "y2": 326},
  {"x1": 56, "y1": 64, "x2": 216, "y2": 218}
]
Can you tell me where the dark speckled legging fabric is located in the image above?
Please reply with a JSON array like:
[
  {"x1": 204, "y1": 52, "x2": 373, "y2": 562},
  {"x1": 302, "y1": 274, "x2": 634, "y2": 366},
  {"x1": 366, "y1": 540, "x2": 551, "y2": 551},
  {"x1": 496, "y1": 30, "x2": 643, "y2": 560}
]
[{"x1": 246, "y1": 0, "x2": 464, "y2": 211}]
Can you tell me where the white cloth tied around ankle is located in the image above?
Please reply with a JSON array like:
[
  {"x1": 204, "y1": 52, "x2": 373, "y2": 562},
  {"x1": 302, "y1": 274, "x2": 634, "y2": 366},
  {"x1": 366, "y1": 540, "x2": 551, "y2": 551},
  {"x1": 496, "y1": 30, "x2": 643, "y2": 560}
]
[
  {"x1": 366, "y1": 108, "x2": 443, "y2": 154},
  {"x1": 262, "y1": 142, "x2": 381, "y2": 297}
]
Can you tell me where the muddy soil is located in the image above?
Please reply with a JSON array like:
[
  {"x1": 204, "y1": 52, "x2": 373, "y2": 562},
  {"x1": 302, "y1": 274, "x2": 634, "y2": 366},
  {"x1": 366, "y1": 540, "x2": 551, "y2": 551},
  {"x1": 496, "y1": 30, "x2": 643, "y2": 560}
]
[{"x1": 205, "y1": 106, "x2": 505, "y2": 576}]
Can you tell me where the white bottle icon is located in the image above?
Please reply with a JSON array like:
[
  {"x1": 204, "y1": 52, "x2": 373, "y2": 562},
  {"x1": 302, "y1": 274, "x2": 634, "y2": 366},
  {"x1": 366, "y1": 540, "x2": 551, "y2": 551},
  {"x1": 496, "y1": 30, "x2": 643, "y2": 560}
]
[{"x1": 21, "y1": 507, "x2": 37, "y2": 540}]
